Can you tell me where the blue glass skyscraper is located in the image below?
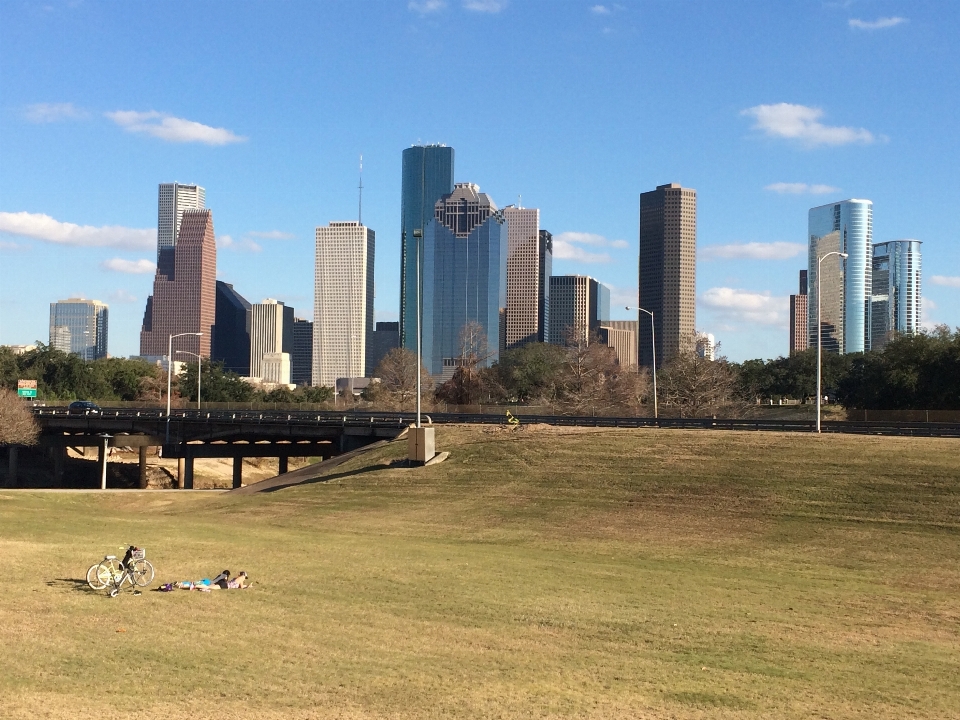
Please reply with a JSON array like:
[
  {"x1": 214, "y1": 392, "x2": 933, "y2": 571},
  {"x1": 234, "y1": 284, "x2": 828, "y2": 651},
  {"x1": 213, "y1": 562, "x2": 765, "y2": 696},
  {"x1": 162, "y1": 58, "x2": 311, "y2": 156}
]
[
  {"x1": 808, "y1": 199, "x2": 873, "y2": 354},
  {"x1": 871, "y1": 240, "x2": 922, "y2": 350},
  {"x1": 400, "y1": 145, "x2": 454, "y2": 352},
  {"x1": 421, "y1": 183, "x2": 508, "y2": 376}
]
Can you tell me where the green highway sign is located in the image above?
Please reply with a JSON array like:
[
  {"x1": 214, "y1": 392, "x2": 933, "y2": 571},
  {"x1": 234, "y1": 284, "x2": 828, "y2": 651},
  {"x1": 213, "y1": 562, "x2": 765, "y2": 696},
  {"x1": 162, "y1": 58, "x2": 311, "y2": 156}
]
[{"x1": 17, "y1": 388, "x2": 37, "y2": 398}]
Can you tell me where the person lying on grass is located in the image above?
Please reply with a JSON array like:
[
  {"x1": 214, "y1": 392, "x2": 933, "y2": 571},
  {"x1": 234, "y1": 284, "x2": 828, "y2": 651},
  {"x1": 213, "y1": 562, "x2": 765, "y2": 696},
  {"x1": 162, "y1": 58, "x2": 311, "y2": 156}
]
[{"x1": 172, "y1": 571, "x2": 251, "y2": 591}]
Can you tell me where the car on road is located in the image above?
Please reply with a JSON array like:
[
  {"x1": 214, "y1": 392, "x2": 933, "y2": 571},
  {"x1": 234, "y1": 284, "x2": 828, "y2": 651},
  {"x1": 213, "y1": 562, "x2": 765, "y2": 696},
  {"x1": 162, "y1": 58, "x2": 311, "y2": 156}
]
[{"x1": 68, "y1": 400, "x2": 101, "y2": 415}]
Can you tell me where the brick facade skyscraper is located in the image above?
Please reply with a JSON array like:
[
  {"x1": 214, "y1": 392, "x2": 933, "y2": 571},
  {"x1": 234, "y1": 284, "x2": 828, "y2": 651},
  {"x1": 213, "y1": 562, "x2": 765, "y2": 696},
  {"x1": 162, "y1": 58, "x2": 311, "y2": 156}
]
[
  {"x1": 789, "y1": 270, "x2": 808, "y2": 355},
  {"x1": 140, "y1": 209, "x2": 217, "y2": 358},
  {"x1": 503, "y1": 206, "x2": 551, "y2": 349},
  {"x1": 638, "y1": 183, "x2": 696, "y2": 367}
]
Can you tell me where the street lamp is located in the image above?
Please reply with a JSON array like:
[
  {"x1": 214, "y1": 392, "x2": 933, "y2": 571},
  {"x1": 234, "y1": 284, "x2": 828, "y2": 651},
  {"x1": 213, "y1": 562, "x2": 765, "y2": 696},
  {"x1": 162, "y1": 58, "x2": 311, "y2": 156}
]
[
  {"x1": 816, "y1": 251, "x2": 848, "y2": 434},
  {"x1": 176, "y1": 350, "x2": 202, "y2": 410},
  {"x1": 413, "y1": 227, "x2": 423, "y2": 430},
  {"x1": 626, "y1": 305, "x2": 657, "y2": 420}
]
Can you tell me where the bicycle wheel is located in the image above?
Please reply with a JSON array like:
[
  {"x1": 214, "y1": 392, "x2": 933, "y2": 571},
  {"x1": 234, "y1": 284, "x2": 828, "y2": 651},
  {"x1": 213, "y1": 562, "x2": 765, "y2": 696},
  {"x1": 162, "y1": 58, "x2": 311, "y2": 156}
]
[
  {"x1": 95, "y1": 560, "x2": 119, "y2": 590},
  {"x1": 131, "y1": 559, "x2": 155, "y2": 587},
  {"x1": 86, "y1": 563, "x2": 108, "y2": 590}
]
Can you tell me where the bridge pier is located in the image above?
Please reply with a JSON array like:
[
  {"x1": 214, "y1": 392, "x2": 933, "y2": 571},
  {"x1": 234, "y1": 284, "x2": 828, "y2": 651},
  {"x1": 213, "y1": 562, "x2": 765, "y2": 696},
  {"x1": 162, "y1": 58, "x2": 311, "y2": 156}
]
[
  {"x1": 52, "y1": 445, "x2": 65, "y2": 487},
  {"x1": 139, "y1": 446, "x2": 148, "y2": 489},
  {"x1": 6, "y1": 446, "x2": 17, "y2": 488},
  {"x1": 183, "y1": 456, "x2": 195, "y2": 490},
  {"x1": 278, "y1": 455, "x2": 288, "y2": 475},
  {"x1": 177, "y1": 458, "x2": 184, "y2": 489},
  {"x1": 232, "y1": 456, "x2": 243, "y2": 489}
]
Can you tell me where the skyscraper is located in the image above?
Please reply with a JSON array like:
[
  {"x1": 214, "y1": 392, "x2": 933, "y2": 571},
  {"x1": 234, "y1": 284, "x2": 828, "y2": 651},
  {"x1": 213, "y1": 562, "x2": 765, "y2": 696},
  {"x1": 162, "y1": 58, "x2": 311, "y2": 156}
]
[
  {"x1": 639, "y1": 183, "x2": 697, "y2": 367},
  {"x1": 49, "y1": 298, "x2": 108, "y2": 360},
  {"x1": 548, "y1": 276, "x2": 610, "y2": 345},
  {"x1": 421, "y1": 183, "x2": 507, "y2": 376},
  {"x1": 157, "y1": 183, "x2": 205, "y2": 257},
  {"x1": 250, "y1": 299, "x2": 293, "y2": 382},
  {"x1": 313, "y1": 221, "x2": 375, "y2": 387},
  {"x1": 140, "y1": 209, "x2": 217, "y2": 358},
  {"x1": 366, "y1": 321, "x2": 399, "y2": 377},
  {"x1": 291, "y1": 318, "x2": 314, "y2": 386},
  {"x1": 538, "y1": 230, "x2": 553, "y2": 343},
  {"x1": 807, "y1": 199, "x2": 872, "y2": 354},
  {"x1": 212, "y1": 281, "x2": 251, "y2": 375},
  {"x1": 503, "y1": 206, "x2": 551, "y2": 349},
  {"x1": 789, "y1": 270, "x2": 809, "y2": 355},
  {"x1": 871, "y1": 240, "x2": 922, "y2": 350},
  {"x1": 400, "y1": 145, "x2": 454, "y2": 352}
]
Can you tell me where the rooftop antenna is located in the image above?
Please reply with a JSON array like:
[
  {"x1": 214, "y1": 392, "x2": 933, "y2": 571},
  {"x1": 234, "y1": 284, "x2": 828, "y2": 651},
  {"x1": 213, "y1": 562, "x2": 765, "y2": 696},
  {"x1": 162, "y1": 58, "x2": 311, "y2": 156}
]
[
  {"x1": 518, "y1": 194, "x2": 522, "y2": 209},
  {"x1": 358, "y1": 154, "x2": 363, "y2": 224}
]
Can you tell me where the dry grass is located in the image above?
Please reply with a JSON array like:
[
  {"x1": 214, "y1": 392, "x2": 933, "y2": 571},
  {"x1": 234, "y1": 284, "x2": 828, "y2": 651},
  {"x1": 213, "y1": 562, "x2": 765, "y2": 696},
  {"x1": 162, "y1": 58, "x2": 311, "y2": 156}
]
[{"x1": 0, "y1": 425, "x2": 958, "y2": 719}]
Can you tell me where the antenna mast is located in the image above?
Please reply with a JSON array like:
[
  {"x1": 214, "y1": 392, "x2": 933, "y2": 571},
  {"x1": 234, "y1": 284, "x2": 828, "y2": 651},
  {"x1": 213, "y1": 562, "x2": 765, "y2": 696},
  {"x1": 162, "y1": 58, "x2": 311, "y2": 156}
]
[{"x1": 358, "y1": 154, "x2": 363, "y2": 224}]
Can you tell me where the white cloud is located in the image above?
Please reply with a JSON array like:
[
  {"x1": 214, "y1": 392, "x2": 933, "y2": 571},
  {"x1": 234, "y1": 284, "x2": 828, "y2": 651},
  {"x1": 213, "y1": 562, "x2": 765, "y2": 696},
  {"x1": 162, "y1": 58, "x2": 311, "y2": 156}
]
[
  {"x1": 849, "y1": 17, "x2": 906, "y2": 31},
  {"x1": 0, "y1": 240, "x2": 27, "y2": 251},
  {"x1": 0, "y1": 211, "x2": 154, "y2": 250},
  {"x1": 699, "y1": 287, "x2": 788, "y2": 326},
  {"x1": 591, "y1": 4, "x2": 611, "y2": 13},
  {"x1": 921, "y1": 298, "x2": 938, "y2": 332},
  {"x1": 701, "y1": 241, "x2": 806, "y2": 261},
  {"x1": 463, "y1": 0, "x2": 505, "y2": 12},
  {"x1": 765, "y1": 182, "x2": 840, "y2": 195},
  {"x1": 101, "y1": 258, "x2": 156, "y2": 274},
  {"x1": 408, "y1": 0, "x2": 445, "y2": 12},
  {"x1": 217, "y1": 234, "x2": 234, "y2": 248},
  {"x1": 105, "y1": 110, "x2": 246, "y2": 145},
  {"x1": 741, "y1": 103, "x2": 876, "y2": 147},
  {"x1": 218, "y1": 234, "x2": 261, "y2": 253},
  {"x1": 552, "y1": 231, "x2": 631, "y2": 263},
  {"x1": 606, "y1": 284, "x2": 638, "y2": 309},
  {"x1": 24, "y1": 102, "x2": 88, "y2": 123},
  {"x1": 108, "y1": 289, "x2": 138, "y2": 304},
  {"x1": 247, "y1": 230, "x2": 295, "y2": 240},
  {"x1": 930, "y1": 275, "x2": 960, "y2": 289}
]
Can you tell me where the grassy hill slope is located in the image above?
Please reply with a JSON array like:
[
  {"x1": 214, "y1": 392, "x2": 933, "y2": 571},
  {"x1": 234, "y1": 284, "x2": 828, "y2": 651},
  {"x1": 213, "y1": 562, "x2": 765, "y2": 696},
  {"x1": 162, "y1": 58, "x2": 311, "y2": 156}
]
[{"x1": 1, "y1": 425, "x2": 958, "y2": 719}]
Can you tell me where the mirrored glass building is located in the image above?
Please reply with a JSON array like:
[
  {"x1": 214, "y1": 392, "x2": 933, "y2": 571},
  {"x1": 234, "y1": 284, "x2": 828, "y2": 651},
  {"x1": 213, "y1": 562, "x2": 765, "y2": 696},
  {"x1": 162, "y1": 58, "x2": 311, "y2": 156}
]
[
  {"x1": 421, "y1": 183, "x2": 507, "y2": 377},
  {"x1": 871, "y1": 240, "x2": 922, "y2": 350},
  {"x1": 807, "y1": 199, "x2": 872, "y2": 354}
]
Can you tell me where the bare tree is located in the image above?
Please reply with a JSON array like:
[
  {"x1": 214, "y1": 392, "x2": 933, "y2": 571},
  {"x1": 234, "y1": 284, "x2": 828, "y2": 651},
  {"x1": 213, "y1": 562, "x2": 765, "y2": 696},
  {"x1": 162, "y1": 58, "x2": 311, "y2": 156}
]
[
  {"x1": 368, "y1": 348, "x2": 432, "y2": 411},
  {"x1": 0, "y1": 387, "x2": 39, "y2": 446},
  {"x1": 658, "y1": 336, "x2": 744, "y2": 418},
  {"x1": 436, "y1": 321, "x2": 496, "y2": 406}
]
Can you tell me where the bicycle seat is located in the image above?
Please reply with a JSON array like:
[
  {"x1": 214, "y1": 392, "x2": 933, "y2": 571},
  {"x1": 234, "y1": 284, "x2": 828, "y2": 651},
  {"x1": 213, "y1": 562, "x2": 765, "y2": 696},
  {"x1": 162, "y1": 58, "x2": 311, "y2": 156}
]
[{"x1": 104, "y1": 555, "x2": 117, "y2": 560}]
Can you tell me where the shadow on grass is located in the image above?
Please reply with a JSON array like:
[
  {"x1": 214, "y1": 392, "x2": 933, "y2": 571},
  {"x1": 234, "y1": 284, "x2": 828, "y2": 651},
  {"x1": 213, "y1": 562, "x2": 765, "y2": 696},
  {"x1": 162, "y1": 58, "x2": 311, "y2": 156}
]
[
  {"x1": 48, "y1": 578, "x2": 95, "y2": 592},
  {"x1": 261, "y1": 462, "x2": 398, "y2": 492}
]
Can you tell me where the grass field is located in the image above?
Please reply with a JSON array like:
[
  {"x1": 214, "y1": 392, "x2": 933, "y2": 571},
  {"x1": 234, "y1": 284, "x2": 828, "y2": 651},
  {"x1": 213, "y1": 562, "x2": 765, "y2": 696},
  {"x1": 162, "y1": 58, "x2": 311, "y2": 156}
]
[{"x1": 1, "y1": 424, "x2": 958, "y2": 719}]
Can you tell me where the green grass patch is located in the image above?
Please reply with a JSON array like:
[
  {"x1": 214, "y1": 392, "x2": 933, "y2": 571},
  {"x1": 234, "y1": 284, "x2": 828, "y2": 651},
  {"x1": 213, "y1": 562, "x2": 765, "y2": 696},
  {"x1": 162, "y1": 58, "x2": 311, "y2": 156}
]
[{"x1": 0, "y1": 425, "x2": 958, "y2": 718}]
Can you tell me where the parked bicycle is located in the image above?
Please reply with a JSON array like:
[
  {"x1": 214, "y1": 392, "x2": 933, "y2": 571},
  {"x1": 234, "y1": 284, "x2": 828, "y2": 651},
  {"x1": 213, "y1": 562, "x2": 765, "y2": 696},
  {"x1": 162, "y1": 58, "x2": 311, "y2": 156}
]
[{"x1": 86, "y1": 546, "x2": 155, "y2": 595}]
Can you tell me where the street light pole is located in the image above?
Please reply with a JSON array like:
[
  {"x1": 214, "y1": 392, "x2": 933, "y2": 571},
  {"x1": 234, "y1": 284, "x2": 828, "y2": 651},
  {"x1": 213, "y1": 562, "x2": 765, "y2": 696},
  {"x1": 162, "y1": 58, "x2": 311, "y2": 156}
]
[
  {"x1": 816, "y1": 251, "x2": 848, "y2": 434},
  {"x1": 413, "y1": 228, "x2": 423, "y2": 429},
  {"x1": 176, "y1": 350, "x2": 202, "y2": 410},
  {"x1": 626, "y1": 306, "x2": 657, "y2": 420},
  {"x1": 166, "y1": 332, "x2": 202, "y2": 443}
]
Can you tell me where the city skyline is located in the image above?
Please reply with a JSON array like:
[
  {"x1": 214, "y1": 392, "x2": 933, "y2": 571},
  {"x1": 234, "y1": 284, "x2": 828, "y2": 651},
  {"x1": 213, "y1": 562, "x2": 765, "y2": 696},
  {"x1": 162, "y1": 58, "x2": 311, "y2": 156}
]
[{"x1": 2, "y1": 2, "x2": 958, "y2": 363}]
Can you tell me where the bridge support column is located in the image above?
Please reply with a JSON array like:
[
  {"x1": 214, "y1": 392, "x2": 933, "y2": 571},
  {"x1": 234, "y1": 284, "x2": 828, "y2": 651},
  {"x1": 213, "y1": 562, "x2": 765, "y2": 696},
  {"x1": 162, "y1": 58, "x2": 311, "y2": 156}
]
[
  {"x1": 138, "y1": 446, "x2": 148, "y2": 489},
  {"x1": 177, "y1": 458, "x2": 184, "y2": 489},
  {"x1": 52, "y1": 445, "x2": 65, "y2": 487},
  {"x1": 184, "y1": 456, "x2": 195, "y2": 490},
  {"x1": 278, "y1": 455, "x2": 288, "y2": 475},
  {"x1": 232, "y1": 456, "x2": 243, "y2": 489},
  {"x1": 98, "y1": 439, "x2": 108, "y2": 490},
  {"x1": 6, "y1": 446, "x2": 17, "y2": 488}
]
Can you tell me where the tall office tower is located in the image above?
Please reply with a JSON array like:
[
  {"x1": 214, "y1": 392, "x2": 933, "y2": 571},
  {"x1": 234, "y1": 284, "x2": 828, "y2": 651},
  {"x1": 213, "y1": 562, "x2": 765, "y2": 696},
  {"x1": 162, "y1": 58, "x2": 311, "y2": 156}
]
[
  {"x1": 49, "y1": 298, "x2": 108, "y2": 360},
  {"x1": 538, "y1": 230, "x2": 553, "y2": 343},
  {"x1": 212, "y1": 281, "x2": 251, "y2": 375},
  {"x1": 291, "y1": 318, "x2": 314, "y2": 386},
  {"x1": 871, "y1": 240, "x2": 922, "y2": 350},
  {"x1": 789, "y1": 270, "x2": 809, "y2": 355},
  {"x1": 807, "y1": 199, "x2": 872, "y2": 354},
  {"x1": 313, "y1": 221, "x2": 375, "y2": 387},
  {"x1": 157, "y1": 183, "x2": 205, "y2": 257},
  {"x1": 140, "y1": 209, "x2": 217, "y2": 358},
  {"x1": 599, "y1": 326, "x2": 636, "y2": 366},
  {"x1": 695, "y1": 332, "x2": 716, "y2": 361},
  {"x1": 422, "y1": 183, "x2": 508, "y2": 376},
  {"x1": 399, "y1": 145, "x2": 455, "y2": 352},
  {"x1": 548, "y1": 276, "x2": 610, "y2": 345},
  {"x1": 366, "y1": 321, "x2": 400, "y2": 377},
  {"x1": 503, "y1": 206, "x2": 549, "y2": 349},
  {"x1": 638, "y1": 183, "x2": 697, "y2": 367},
  {"x1": 250, "y1": 299, "x2": 294, "y2": 381}
]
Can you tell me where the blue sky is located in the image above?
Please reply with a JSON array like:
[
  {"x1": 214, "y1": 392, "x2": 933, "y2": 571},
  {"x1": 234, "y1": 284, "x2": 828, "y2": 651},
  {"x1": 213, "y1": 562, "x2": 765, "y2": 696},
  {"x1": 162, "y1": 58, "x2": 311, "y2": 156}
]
[{"x1": 1, "y1": 0, "x2": 957, "y2": 362}]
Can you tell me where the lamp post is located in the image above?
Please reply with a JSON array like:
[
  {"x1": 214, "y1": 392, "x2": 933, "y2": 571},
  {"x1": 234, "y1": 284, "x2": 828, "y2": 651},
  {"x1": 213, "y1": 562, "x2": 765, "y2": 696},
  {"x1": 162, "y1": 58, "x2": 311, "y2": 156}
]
[
  {"x1": 816, "y1": 251, "x2": 848, "y2": 434},
  {"x1": 413, "y1": 227, "x2": 423, "y2": 430},
  {"x1": 166, "y1": 332, "x2": 202, "y2": 443},
  {"x1": 626, "y1": 305, "x2": 657, "y2": 420},
  {"x1": 175, "y1": 350, "x2": 202, "y2": 410}
]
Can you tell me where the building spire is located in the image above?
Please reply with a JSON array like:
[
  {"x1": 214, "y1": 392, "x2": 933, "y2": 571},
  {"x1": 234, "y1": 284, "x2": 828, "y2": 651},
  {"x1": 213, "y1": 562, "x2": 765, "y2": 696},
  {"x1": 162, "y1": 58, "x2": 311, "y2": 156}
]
[{"x1": 358, "y1": 154, "x2": 363, "y2": 224}]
